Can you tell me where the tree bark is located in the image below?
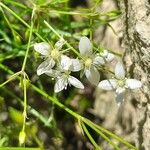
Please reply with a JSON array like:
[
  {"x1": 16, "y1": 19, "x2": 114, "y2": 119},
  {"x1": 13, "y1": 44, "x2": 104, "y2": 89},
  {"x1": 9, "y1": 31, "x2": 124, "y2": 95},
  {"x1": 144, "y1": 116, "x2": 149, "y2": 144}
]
[{"x1": 120, "y1": 0, "x2": 150, "y2": 149}]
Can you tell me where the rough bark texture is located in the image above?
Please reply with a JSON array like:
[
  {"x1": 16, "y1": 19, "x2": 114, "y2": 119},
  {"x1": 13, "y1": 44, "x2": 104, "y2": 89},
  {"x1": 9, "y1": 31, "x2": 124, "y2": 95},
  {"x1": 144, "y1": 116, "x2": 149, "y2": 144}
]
[
  {"x1": 120, "y1": 0, "x2": 150, "y2": 149},
  {"x1": 92, "y1": 0, "x2": 150, "y2": 149}
]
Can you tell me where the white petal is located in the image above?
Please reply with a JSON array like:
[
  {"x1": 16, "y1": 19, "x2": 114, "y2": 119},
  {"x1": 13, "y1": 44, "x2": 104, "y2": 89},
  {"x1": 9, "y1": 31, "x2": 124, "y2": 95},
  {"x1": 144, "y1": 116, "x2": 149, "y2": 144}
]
[
  {"x1": 68, "y1": 76, "x2": 84, "y2": 89},
  {"x1": 34, "y1": 42, "x2": 51, "y2": 55},
  {"x1": 125, "y1": 79, "x2": 142, "y2": 89},
  {"x1": 54, "y1": 77, "x2": 68, "y2": 93},
  {"x1": 60, "y1": 55, "x2": 72, "y2": 70},
  {"x1": 45, "y1": 69, "x2": 61, "y2": 78},
  {"x1": 93, "y1": 55, "x2": 105, "y2": 65},
  {"x1": 115, "y1": 62, "x2": 125, "y2": 79},
  {"x1": 85, "y1": 67, "x2": 100, "y2": 85},
  {"x1": 79, "y1": 36, "x2": 92, "y2": 56},
  {"x1": 98, "y1": 79, "x2": 117, "y2": 90},
  {"x1": 37, "y1": 58, "x2": 55, "y2": 75},
  {"x1": 54, "y1": 38, "x2": 65, "y2": 50},
  {"x1": 70, "y1": 59, "x2": 82, "y2": 72},
  {"x1": 105, "y1": 53, "x2": 114, "y2": 62}
]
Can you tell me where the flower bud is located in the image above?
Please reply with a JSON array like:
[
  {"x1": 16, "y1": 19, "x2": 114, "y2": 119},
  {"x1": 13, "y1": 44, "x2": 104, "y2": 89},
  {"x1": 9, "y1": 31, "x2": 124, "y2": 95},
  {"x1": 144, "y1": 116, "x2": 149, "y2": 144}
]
[{"x1": 19, "y1": 130, "x2": 26, "y2": 145}]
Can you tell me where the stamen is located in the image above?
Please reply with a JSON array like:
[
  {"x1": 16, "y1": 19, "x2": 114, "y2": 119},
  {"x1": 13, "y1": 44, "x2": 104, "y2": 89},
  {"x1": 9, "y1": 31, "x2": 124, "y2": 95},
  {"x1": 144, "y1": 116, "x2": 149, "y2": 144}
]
[
  {"x1": 51, "y1": 50, "x2": 60, "y2": 60},
  {"x1": 85, "y1": 58, "x2": 92, "y2": 68}
]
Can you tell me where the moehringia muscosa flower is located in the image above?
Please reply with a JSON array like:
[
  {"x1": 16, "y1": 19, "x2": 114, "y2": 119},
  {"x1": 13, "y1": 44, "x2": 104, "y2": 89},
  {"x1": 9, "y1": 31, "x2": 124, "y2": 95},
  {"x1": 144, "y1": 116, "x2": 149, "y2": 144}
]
[
  {"x1": 34, "y1": 38, "x2": 65, "y2": 76},
  {"x1": 98, "y1": 62, "x2": 142, "y2": 106},
  {"x1": 78, "y1": 36, "x2": 114, "y2": 86},
  {"x1": 44, "y1": 55, "x2": 84, "y2": 93}
]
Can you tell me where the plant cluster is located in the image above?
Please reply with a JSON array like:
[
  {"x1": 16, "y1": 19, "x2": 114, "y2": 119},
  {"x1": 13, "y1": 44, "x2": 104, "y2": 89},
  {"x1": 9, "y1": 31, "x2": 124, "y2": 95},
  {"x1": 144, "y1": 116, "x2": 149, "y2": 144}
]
[
  {"x1": 34, "y1": 36, "x2": 142, "y2": 105},
  {"x1": 0, "y1": 0, "x2": 142, "y2": 149}
]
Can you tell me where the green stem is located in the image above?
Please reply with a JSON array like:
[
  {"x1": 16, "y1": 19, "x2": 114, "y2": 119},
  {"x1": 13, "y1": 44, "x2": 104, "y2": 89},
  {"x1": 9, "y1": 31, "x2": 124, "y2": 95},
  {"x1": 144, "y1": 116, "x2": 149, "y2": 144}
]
[
  {"x1": 0, "y1": 148, "x2": 40, "y2": 150},
  {"x1": 21, "y1": 7, "x2": 35, "y2": 72},
  {"x1": 83, "y1": 118, "x2": 121, "y2": 150},
  {"x1": 0, "y1": 2, "x2": 45, "y2": 41},
  {"x1": 0, "y1": 64, "x2": 138, "y2": 150},
  {"x1": 0, "y1": 71, "x2": 21, "y2": 88},
  {"x1": 44, "y1": 20, "x2": 82, "y2": 58},
  {"x1": 81, "y1": 122, "x2": 102, "y2": 150},
  {"x1": 31, "y1": 85, "x2": 137, "y2": 150},
  {"x1": 89, "y1": 19, "x2": 93, "y2": 40},
  {"x1": 83, "y1": 118, "x2": 138, "y2": 150},
  {"x1": 4, "y1": 0, "x2": 28, "y2": 9},
  {"x1": 22, "y1": 73, "x2": 27, "y2": 132},
  {"x1": 33, "y1": 135, "x2": 44, "y2": 150},
  {"x1": 1, "y1": 87, "x2": 52, "y2": 128}
]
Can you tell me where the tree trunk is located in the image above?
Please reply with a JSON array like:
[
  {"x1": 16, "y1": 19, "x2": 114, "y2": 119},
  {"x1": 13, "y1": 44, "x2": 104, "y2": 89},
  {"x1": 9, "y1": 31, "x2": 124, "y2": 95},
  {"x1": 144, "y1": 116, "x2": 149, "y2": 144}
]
[{"x1": 120, "y1": 0, "x2": 150, "y2": 149}]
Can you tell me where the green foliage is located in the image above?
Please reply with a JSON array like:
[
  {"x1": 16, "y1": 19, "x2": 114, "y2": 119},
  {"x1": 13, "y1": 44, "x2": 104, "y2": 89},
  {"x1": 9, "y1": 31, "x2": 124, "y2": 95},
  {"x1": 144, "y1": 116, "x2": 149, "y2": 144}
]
[{"x1": 9, "y1": 107, "x2": 23, "y2": 125}]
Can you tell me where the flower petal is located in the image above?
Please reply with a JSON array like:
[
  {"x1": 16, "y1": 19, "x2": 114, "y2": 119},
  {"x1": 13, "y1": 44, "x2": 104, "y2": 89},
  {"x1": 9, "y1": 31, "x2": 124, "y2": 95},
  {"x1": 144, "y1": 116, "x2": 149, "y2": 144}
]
[
  {"x1": 45, "y1": 69, "x2": 61, "y2": 78},
  {"x1": 68, "y1": 76, "x2": 84, "y2": 89},
  {"x1": 34, "y1": 42, "x2": 51, "y2": 55},
  {"x1": 54, "y1": 76, "x2": 68, "y2": 93},
  {"x1": 105, "y1": 53, "x2": 114, "y2": 62},
  {"x1": 93, "y1": 55, "x2": 105, "y2": 65},
  {"x1": 98, "y1": 79, "x2": 117, "y2": 90},
  {"x1": 54, "y1": 38, "x2": 65, "y2": 50},
  {"x1": 60, "y1": 55, "x2": 72, "y2": 70},
  {"x1": 115, "y1": 62, "x2": 125, "y2": 79},
  {"x1": 85, "y1": 67, "x2": 100, "y2": 85},
  {"x1": 79, "y1": 36, "x2": 92, "y2": 56},
  {"x1": 125, "y1": 79, "x2": 142, "y2": 89},
  {"x1": 37, "y1": 58, "x2": 55, "y2": 75},
  {"x1": 70, "y1": 59, "x2": 82, "y2": 72}
]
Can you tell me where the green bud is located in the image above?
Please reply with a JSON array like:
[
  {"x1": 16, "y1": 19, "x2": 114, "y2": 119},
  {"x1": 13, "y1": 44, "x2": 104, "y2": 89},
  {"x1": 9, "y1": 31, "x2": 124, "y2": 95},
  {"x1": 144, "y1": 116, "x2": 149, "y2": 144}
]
[
  {"x1": 82, "y1": 29, "x2": 90, "y2": 36},
  {"x1": 19, "y1": 78, "x2": 30, "y2": 89},
  {"x1": 19, "y1": 130, "x2": 26, "y2": 145}
]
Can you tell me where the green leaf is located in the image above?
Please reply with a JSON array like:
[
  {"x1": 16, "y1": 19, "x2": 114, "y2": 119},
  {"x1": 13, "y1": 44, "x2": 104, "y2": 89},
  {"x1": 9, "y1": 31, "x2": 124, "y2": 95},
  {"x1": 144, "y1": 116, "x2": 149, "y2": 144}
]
[
  {"x1": 0, "y1": 96, "x2": 4, "y2": 107},
  {"x1": 8, "y1": 107, "x2": 23, "y2": 125},
  {"x1": 105, "y1": 10, "x2": 121, "y2": 17},
  {"x1": 26, "y1": 123, "x2": 38, "y2": 136}
]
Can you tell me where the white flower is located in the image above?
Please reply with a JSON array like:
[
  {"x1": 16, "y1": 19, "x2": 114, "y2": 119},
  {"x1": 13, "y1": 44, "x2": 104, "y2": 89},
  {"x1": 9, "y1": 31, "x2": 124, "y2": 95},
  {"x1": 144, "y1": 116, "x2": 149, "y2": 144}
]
[
  {"x1": 79, "y1": 37, "x2": 114, "y2": 86},
  {"x1": 98, "y1": 62, "x2": 142, "y2": 106},
  {"x1": 34, "y1": 39, "x2": 64, "y2": 76},
  {"x1": 44, "y1": 55, "x2": 84, "y2": 93},
  {"x1": 79, "y1": 37, "x2": 101, "y2": 85}
]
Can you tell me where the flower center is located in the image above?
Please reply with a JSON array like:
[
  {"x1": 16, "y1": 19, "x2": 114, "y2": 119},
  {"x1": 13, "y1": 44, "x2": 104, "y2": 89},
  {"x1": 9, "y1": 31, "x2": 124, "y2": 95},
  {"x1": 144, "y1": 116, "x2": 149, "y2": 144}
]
[
  {"x1": 117, "y1": 80, "x2": 125, "y2": 87},
  {"x1": 51, "y1": 50, "x2": 60, "y2": 60},
  {"x1": 64, "y1": 70, "x2": 71, "y2": 76},
  {"x1": 85, "y1": 58, "x2": 92, "y2": 68}
]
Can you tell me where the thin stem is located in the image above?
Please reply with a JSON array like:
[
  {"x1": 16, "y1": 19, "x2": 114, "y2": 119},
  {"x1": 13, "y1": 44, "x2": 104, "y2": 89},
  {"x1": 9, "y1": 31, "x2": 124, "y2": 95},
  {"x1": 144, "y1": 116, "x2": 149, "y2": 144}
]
[
  {"x1": 89, "y1": 19, "x2": 93, "y2": 40},
  {"x1": 21, "y1": 7, "x2": 35, "y2": 72},
  {"x1": 22, "y1": 73, "x2": 27, "y2": 133},
  {"x1": 48, "y1": 10, "x2": 95, "y2": 16},
  {"x1": 81, "y1": 122, "x2": 102, "y2": 150},
  {"x1": 83, "y1": 118, "x2": 121, "y2": 150},
  {"x1": 0, "y1": 2, "x2": 45, "y2": 41},
  {"x1": 0, "y1": 71, "x2": 22, "y2": 88},
  {"x1": 0, "y1": 148, "x2": 40, "y2": 150},
  {"x1": 83, "y1": 118, "x2": 138, "y2": 150},
  {"x1": 33, "y1": 135, "x2": 44, "y2": 150},
  {"x1": 0, "y1": 63, "x2": 138, "y2": 150},
  {"x1": 31, "y1": 85, "x2": 137, "y2": 150},
  {"x1": 44, "y1": 20, "x2": 82, "y2": 59},
  {"x1": 4, "y1": 0, "x2": 28, "y2": 9},
  {"x1": 1, "y1": 87, "x2": 52, "y2": 128}
]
